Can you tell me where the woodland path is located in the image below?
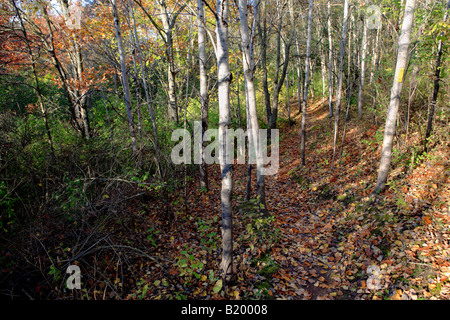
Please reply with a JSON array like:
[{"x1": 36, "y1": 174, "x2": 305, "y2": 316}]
[{"x1": 122, "y1": 99, "x2": 449, "y2": 300}]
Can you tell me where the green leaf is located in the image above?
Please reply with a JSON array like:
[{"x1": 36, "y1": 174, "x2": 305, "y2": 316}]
[{"x1": 213, "y1": 279, "x2": 222, "y2": 293}]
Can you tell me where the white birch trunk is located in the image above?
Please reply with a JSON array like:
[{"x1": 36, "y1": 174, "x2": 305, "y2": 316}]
[
  {"x1": 197, "y1": 0, "x2": 209, "y2": 189},
  {"x1": 301, "y1": 0, "x2": 314, "y2": 166},
  {"x1": 332, "y1": 0, "x2": 349, "y2": 165},
  {"x1": 357, "y1": 17, "x2": 368, "y2": 117},
  {"x1": 374, "y1": 0, "x2": 416, "y2": 193},
  {"x1": 216, "y1": 0, "x2": 233, "y2": 282}
]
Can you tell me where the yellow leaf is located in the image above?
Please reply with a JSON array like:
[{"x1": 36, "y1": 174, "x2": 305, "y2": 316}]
[{"x1": 213, "y1": 280, "x2": 222, "y2": 293}]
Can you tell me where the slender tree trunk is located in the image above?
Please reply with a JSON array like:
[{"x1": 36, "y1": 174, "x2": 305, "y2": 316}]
[
  {"x1": 239, "y1": 0, "x2": 268, "y2": 216},
  {"x1": 159, "y1": 2, "x2": 179, "y2": 123},
  {"x1": 301, "y1": 0, "x2": 314, "y2": 167},
  {"x1": 327, "y1": 0, "x2": 334, "y2": 117},
  {"x1": 128, "y1": 0, "x2": 159, "y2": 148},
  {"x1": 257, "y1": 3, "x2": 271, "y2": 125},
  {"x1": 320, "y1": 43, "x2": 327, "y2": 101},
  {"x1": 331, "y1": 0, "x2": 349, "y2": 165},
  {"x1": 286, "y1": 73, "x2": 291, "y2": 124},
  {"x1": 37, "y1": 1, "x2": 84, "y2": 137},
  {"x1": 197, "y1": 0, "x2": 209, "y2": 190},
  {"x1": 269, "y1": 12, "x2": 291, "y2": 130},
  {"x1": 216, "y1": 0, "x2": 233, "y2": 283},
  {"x1": 126, "y1": 6, "x2": 142, "y2": 138},
  {"x1": 425, "y1": 0, "x2": 450, "y2": 151},
  {"x1": 369, "y1": 26, "x2": 381, "y2": 85},
  {"x1": 288, "y1": 0, "x2": 302, "y2": 115},
  {"x1": 357, "y1": 17, "x2": 368, "y2": 117},
  {"x1": 374, "y1": 0, "x2": 416, "y2": 193},
  {"x1": 112, "y1": 0, "x2": 138, "y2": 164}
]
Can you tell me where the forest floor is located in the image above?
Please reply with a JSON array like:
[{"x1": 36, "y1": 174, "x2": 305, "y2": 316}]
[
  {"x1": 121, "y1": 99, "x2": 449, "y2": 301},
  {"x1": 2, "y1": 100, "x2": 449, "y2": 300}
]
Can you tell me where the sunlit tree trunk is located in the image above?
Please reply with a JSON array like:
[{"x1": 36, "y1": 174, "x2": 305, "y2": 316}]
[
  {"x1": 197, "y1": 0, "x2": 209, "y2": 190},
  {"x1": 327, "y1": 0, "x2": 334, "y2": 117},
  {"x1": 288, "y1": 0, "x2": 302, "y2": 115},
  {"x1": 331, "y1": 0, "x2": 349, "y2": 165},
  {"x1": 159, "y1": 2, "x2": 178, "y2": 123},
  {"x1": 374, "y1": 0, "x2": 416, "y2": 193},
  {"x1": 268, "y1": 6, "x2": 291, "y2": 130},
  {"x1": 301, "y1": 0, "x2": 314, "y2": 166},
  {"x1": 357, "y1": 16, "x2": 368, "y2": 117},
  {"x1": 257, "y1": 1, "x2": 271, "y2": 125},
  {"x1": 239, "y1": 0, "x2": 268, "y2": 216},
  {"x1": 216, "y1": 0, "x2": 233, "y2": 282}
]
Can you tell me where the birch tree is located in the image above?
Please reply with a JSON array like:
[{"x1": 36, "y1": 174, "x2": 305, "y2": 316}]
[
  {"x1": 238, "y1": 0, "x2": 268, "y2": 215},
  {"x1": 331, "y1": 0, "x2": 349, "y2": 165},
  {"x1": 374, "y1": 0, "x2": 417, "y2": 193},
  {"x1": 357, "y1": 13, "x2": 368, "y2": 117},
  {"x1": 300, "y1": 0, "x2": 314, "y2": 166},
  {"x1": 327, "y1": 0, "x2": 334, "y2": 117},
  {"x1": 197, "y1": 0, "x2": 209, "y2": 190},
  {"x1": 216, "y1": 0, "x2": 233, "y2": 282}
]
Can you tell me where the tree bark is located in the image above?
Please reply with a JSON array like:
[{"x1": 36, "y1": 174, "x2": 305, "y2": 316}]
[
  {"x1": 239, "y1": 0, "x2": 268, "y2": 216},
  {"x1": 269, "y1": 7, "x2": 291, "y2": 130},
  {"x1": 301, "y1": 0, "x2": 314, "y2": 167},
  {"x1": 374, "y1": 0, "x2": 416, "y2": 193},
  {"x1": 112, "y1": 0, "x2": 138, "y2": 164},
  {"x1": 357, "y1": 16, "x2": 368, "y2": 117},
  {"x1": 331, "y1": 0, "x2": 349, "y2": 165},
  {"x1": 160, "y1": 3, "x2": 178, "y2": 123},
  {"x1": 425, "y1": 0, "x2": 450, "y2": 151},
  {"x1": 327, "y1": 0, "x2": 334, "y2": 117},
  {"x1": 59, "y1": 0, "x2": 90, "y2": 139},
  {"x1": 197, "y1": 0, "x2": 209, "y2": 190},
  {"x1": 257, "y1": 2, "x2": 271, "y2": 125},
  {"x1": 216, "y1": 0, "x2": 233, "y2": 283}
]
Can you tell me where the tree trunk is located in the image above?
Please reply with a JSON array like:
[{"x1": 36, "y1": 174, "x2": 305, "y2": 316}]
[
  {"x1": 327, "y1": 0, "x2": 334, "y2": 117},
  {"x1": 59, "y1": 0, "x2": 90, "y2": 139},
  {"x1": 331, "y1": 0, "x2": 349, "y2": 165},
  {"x1": 159, "y1": 2, "x2": 179, "y2": 123},
  {"x1": 239, "y1": 0, "x2": 268, "y2": 216},
  {"x1": 369, "y1": 25, "x2": 382, "y2": 85},
  {"x1": 197, "y1": 0, "x2": 209, "y2": 190},
  {"x1": 357, "y1": 16, "x2": 368, "y2": 117},
  {"x1": 425, "y1": 0, "x2": 450, "y2": 151},
  {"x1": 301, "y1": 0, "x2": 314, "y2": 167},
  {"x1": 288, "y1": 0, "x2": 302, "y2": 115},
  {"x1": 112, "y1": 0, "x2": 138, "y2": 164},
  {"x1": 269, "y1": 11, "x2": 291, "y2": 130},
  {"x1": 374, "y1": 0, "x2": 416, "y2": 193},
  {"x1": 216, "y1": 0, "x2": 233, "y2": 283},
  {"x1": 129, "y1": 0, "x2": 159, "y2": 149}
]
